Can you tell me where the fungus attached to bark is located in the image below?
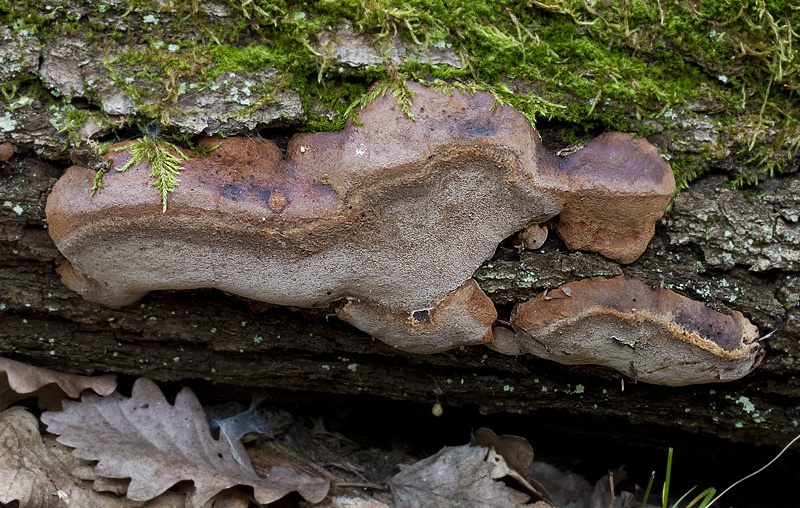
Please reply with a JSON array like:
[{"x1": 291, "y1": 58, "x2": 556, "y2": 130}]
[
  {"x1": 338, "y1": 279, "x2": 497, "y2": 353},
  {"x1": 544, "y1": 132, "x2": 676, "y2": 264},
  {"x1": 509, "y1": 275, "x2": 762, "y2": 386},
  {"x1": 518, "y1": 223, "x2": 548, "y2": 250},
  {"x1": 0, "y1": 142, "x2": 14, "y2": 162},
  {"x1": 46, "y1": 82, "x2": 674, "y2": 353}
]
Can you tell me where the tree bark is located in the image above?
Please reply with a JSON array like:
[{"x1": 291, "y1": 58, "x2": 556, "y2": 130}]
[
  {"x1": 3, "y1": 152, "x2": 799, "y2": 449},
  {"x1": 1, "y1": 0, "x2": 799, "y2": 464}
]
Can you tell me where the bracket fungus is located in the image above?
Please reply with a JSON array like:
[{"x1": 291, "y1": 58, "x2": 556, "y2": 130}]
[
  {"x1": 46, "y1": 82, "x2": 675, "y2": 353},
  {"x1": 508, "y1": 275, "x2": 762, "y2": 386}
]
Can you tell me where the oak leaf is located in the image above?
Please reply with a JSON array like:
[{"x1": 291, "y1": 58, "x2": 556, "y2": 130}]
[
  {"x1": 41, "y1": 378, "x2": 330, "y2": 507},
  {"x1": 0, "y1": 356, "x2": 116, "y2": 411},
  {"x1": 0, "y1": 406, "x2": 184, "y2": 507}
]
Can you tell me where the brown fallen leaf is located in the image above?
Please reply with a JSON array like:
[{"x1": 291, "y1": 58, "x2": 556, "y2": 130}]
[
  {"x1": 471, "y1": 428, "x2": 553, "y2": 505},
  {"x1": 485, "y1": 449, "x2": 553, "y2": 507},
  {"x1": 41, "y1": 377, "x2": 330, "y2": 507},
  {"x1": 388, "y1": 445, "x2": 525, "y2": 508},
  {"x1": 471, "y1": 428, "x2": 534, "y2": 477},
  {"x1": 0, "y1": 356, "x2": 116, "y2": 411},
  {"x1": 0, "y1": 406, "x2": 184, "y2": 508}
]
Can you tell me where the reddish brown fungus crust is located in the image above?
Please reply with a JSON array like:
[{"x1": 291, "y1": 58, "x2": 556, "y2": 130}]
[
  {"x1": 338, "y1": 279, "x2": 497, "y2": 353},
  {"x1": 46, "y1": 82, "x2": 675, "y2": 354},
  {"x1": 510, "y1": 276, "x2": 762, "y2": 385},
  {"x1": 545, "y1": 133, "x2": 675, "y2": 264},
  {"x1": 0, "y1": 142, "x2": 14, "y2": 162}
]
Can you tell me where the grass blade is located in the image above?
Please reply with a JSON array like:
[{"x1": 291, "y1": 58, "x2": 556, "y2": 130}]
[
  {"x1": 641, "y1": 471, "x2": 655, "y2": 508},
  {"x1": 686, "y1": 487, "x2": 716, "y2": 508},
  {"x1": 706, "y1": 433, "x2": 800, "y2": 508},
  {"x1": 670, "y1": 486, "x2": 695, "y2": 508},
  {"x1": 662, "y1": 448, "x2": 673, "y2": 508}
]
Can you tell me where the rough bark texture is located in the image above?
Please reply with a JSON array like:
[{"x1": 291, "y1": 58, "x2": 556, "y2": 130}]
[
  {"x1": 2, "y1": 0, "x2": 800, "y2": 473},
  {"x1": 3, "y1": 147, "x2": 799, "y2": 448}
]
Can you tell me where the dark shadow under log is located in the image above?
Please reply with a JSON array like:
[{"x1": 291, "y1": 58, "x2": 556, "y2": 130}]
[{"x1": 1, "y1": 146, "x2": 799, "y2": 507}]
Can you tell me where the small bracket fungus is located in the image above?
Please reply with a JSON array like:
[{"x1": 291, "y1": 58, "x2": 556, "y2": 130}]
[
  {"x1": 45, "y1": 82, "x2": 674, "y2": 353},
  {"x1": 0, "y1": 142, "x2": 14, "y2": 162},
  {"x1": 508, "y1": 275, "x2": 762, "y2": 386},
  {"x1": 518, "y1": 223, "x2": 549, "y2": 250}
]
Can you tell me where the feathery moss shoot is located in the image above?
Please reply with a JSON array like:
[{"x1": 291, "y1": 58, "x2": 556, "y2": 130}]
[{"x1": 107, "y1": 138, "x2": 191, "y2": 212}]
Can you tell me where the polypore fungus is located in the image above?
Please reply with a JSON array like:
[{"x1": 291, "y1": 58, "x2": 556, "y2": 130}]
[
  {"x1": 45, "y1": 82, "x2": 674, "y2": 353},
  {"x1": 508, "y1": 275, "x2": 762, "y2": 385}
]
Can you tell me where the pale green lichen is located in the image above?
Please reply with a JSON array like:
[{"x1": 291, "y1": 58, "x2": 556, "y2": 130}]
[
  {"x1": 735, "y1": 395, "x2": 755, "y2": 413},
  {"x1": 0, "y1": 112, "x2": 17, "y2": 132}
]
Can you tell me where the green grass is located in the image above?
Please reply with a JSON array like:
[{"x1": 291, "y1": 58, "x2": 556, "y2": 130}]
[
  {"x1": 643, "y1": 435, "x2": 800, "y2": 508},
  {"x1": 640, "y1": 448, "x2": 715, "y2": 508}
]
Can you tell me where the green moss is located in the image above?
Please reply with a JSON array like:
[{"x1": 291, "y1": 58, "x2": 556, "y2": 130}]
[
  {"x1": 104, "y1": 138, "x2": 192, "y2": 212},
  {"x1": 211, "y1": 43, "x2": 278, "y2": 74},
  {"x1": 5, "y1": 0, "x2": 800, "y2": 195}
]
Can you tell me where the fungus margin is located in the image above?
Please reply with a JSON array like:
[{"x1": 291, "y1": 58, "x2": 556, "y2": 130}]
[{"x1": 508, "y1": 275, "x2": 762, "y2": 386}]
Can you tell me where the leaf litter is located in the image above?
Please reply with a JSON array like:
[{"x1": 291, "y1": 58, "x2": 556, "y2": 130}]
[
  {"x1": 388, "y1": 445, "x2": 521, "y2": 508},
  {"x1": 0, "y1": 406, "x2": 185, "y2": 508},
  {"x1": 0, "y1": 355, "x2": 116, "y2": 411},
  {"x1": 41, "y1": 377, "x2": 330, "y2": 507},
  {"x1": 3, "y1": 357, "x2": 794, "y2": 508}
]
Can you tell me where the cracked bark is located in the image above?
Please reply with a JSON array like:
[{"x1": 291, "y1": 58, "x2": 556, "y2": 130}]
[
  {"x1": 1, "y1": 153, "x2": 799, "y2": 453},
  {"x1": 2, "y1": 1, "x2": 800, "y2": 486}
]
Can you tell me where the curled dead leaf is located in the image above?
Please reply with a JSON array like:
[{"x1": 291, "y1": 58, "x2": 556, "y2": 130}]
[
  {"x1": 471, "y1": 428, "x2": 534, "y2": 477},
  {"x1": 471, "y1": 429, "x2": 553, "y2": 506},
  {"x1": 0, "y1": 356, "x2": 116, "y2": 411}
]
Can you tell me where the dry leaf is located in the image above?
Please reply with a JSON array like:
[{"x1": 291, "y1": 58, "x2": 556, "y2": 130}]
[
  {"x1": 41, "y1": 377, "x2": 330, "y2": 507},
  {"x1": 0, "y1": 406, "x2": 183, "y2": 508},
  {"x1": 471, "y1": 428, "x2": 534, "y2": 477},
  {"x1": 0, "y1": 356, "x2": 116, "y2": 411},
  {"x1": 471, "y1": 428, "x2": 553, "y2": 505},
  {"x1": 388, "y1": 445, "x2": 521, "y2": 508},
  {"x1": 200, "y1": 489, "x2": 251, "y2": 508},
  {"x1": 527, "y1": 462, "x2": 633, "y2": 508},
  {"x1": 485, "y1": 449, "x2": 553, "y2": 507}
]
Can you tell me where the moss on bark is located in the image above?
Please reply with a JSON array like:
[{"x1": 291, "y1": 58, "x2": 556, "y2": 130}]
[{"x1": 1, "y1": 0, "x2": 798, "y2": 191}]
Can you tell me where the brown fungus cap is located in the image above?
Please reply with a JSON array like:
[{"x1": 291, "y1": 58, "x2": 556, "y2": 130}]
[
  {"x1": 46, "y1": 82, "x2": 674, "y2": 353},
  {"x1": 0, "y1": 142, "x2": 14, "y2": 162},
  {"x1": 518, "y1": 223, "x2": 549, "y2": 250},
  {"x1": 538, "y1": 133, "x2": 676, "y2": 264},
  {"x1": 338, "y1": 279, "x2": 496, "y2": 353},
  {"x1": 510, "y1": 275, "x2": 762, "y2": 385}
]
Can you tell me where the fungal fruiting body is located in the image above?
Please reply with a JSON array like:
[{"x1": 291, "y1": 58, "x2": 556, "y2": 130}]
[
  {"x1": 509, "y1": 275, "x2": 762, "y2": 386},
  {"x1": 46, "y1": 82, "x2": 675, "y2": 354}
]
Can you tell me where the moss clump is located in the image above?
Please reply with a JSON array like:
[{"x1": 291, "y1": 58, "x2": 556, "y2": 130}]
[
  {"x1": 3, "y1": 0, "x2": 799, "y2": 195},
  {"x1": 105, "y1": 138, "x2": 191, "y2": 212}
]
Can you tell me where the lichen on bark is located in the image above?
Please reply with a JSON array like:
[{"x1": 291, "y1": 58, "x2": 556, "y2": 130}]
[
  {"x1": 1, "y1": 0, "x2": 798, "y2": 193},
  {"x1": 2, "y1": 0, "x2": 800, "y2": 454}
]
